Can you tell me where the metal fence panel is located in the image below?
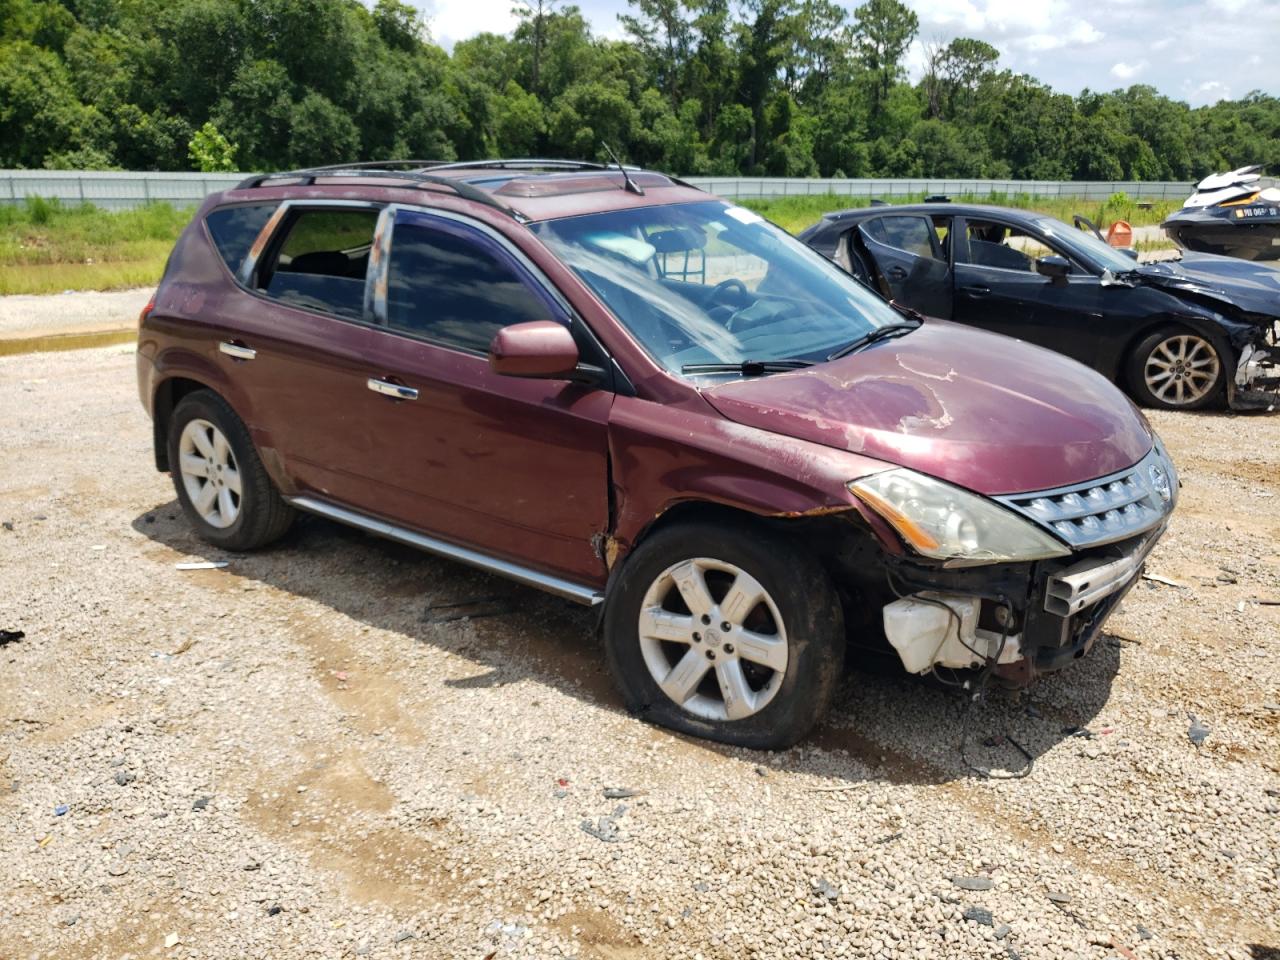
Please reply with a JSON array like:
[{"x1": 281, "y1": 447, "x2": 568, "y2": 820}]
[{"x1": 3, "y1": 169, "x2": 1276, "y2": 208}]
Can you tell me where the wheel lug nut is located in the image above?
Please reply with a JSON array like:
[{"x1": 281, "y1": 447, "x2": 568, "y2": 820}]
[
  {"x1": 692, "y1": 632, "x2": 701, "y2": 643},
  {"x1": 720, "y1": 621, "x2": 731, "y2": 632},
  {"x1": 700, "y1": 614, "x2": 711, "y2": 625},
  {"x1": 723, "y1": 643, "x2": 735, "y2": 654},
  {"x1": 705, "y1": 650, "x2": 716, "y2": 660}
]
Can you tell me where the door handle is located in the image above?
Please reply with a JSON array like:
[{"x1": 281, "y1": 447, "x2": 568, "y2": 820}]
[
  {"x1": 960, "y1": 285, "x2": 991, "y2": 296},
  {"x1": 219, "y1": 340, "x2": 256, "y2": 361},
  {"x1": 887, "y1": 265, "x2": 908, "y2": 281},
  {"x1": 367, "y1": 378, "x2": 418, "y2": 401}
]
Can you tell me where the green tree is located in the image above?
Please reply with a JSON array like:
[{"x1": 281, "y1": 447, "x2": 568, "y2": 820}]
[
  {"x1": 188, "y1": 120, "x2": 238, "y2": 171},
  {"x1": 851, "y1": 0, "x2": 917, "y2": 128}
]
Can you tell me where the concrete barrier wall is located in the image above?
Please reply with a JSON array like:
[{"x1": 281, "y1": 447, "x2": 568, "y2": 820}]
[{"x1": 3, "y1": 168, "x2": 1276, "y2": 208}]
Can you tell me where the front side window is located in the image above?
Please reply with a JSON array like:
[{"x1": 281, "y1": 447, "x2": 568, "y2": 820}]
[
  {"x1": 384, "y1": 213, "x2": 562, "y2": 353},
  {"x1": 531, "y1": 200, "x2": 903, "y2": 376},
  {"x1": 206, "y1": 203, "x2": 278, "y2": 275},
  {"x1": 257, "y1": 208, "x2": 378, "y2": 320},
  {"x1": 958, "y1": 219, "x2": 1058, "y2": 273}
]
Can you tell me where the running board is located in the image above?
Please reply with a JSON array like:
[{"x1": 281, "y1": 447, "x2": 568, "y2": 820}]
[{"x1": 285, "y1": 496, "x2": 605, "y2": 606}]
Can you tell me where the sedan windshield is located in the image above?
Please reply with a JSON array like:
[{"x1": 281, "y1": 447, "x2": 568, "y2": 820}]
[
  {"x1": 531, "y1": 200, "x2": 904, "y2": 376},
  {"x1": 1035, "y1": 216, "x2": 1140, "y2": 274}
]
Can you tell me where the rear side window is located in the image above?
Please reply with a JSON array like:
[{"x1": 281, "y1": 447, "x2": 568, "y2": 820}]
[
  {"x1": 863, "y1": 215, "x2": 941, "y2": 260},
  {"x1": 205, "y1": 204, "x2": 278, "y2": 275},
  {"x1": 257, "y1": 209, "x2": 378, "y2": 320},
  {"x1": 385, "y1": 214, "x2": 559, "y2": 352}
]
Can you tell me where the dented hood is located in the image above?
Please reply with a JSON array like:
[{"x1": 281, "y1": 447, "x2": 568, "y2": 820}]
[
  {"x1": 1133, "y1": 253, "x2": 1280, "y2": 318},
  {"x1": 701, "y1": 320, "x2": 1153, "y2": 496}
]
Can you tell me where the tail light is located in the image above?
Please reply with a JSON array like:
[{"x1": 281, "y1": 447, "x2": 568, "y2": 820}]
[{"x1": 138, "y1": 295, "x2": 156, "y2": 330}]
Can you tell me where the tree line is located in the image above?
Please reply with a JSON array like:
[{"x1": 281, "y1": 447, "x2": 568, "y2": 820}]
[{"x1": 2, "y1": 0, "x2": 1278, "y2": 179}]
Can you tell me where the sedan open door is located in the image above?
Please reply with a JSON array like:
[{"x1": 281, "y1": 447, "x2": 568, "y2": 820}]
[{"x1": 852, "y1": 213, "x2": 953, "y2": 319}]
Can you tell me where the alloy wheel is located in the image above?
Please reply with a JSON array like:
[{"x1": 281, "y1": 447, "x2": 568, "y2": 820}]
[
  {"x1": 1143, "y1": 334, "x2": 1220, "y2": 406},
  {"x1": 178, "y1": 418, "x2": 242, "y2": 529},
  {"x1": 638, "y1": 558, "x2": 789, "y2": 722}
]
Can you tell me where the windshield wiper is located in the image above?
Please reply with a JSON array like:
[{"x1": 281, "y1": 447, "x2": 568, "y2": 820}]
[
  {"x1": 681, "y1": 359, "x2": 814, "y2": 376},
  {"x1": 826, "y1": 319, "x2": 921, "y2": 361}
]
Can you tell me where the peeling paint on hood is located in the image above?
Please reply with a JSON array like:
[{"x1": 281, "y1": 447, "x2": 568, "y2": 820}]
[{"x1": 701, "y1": 320, "x2": 1154, "y2": 496}]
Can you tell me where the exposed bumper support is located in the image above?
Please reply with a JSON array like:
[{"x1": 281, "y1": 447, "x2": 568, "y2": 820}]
[
  {"x1": 1229, "y1": 339, "x2": 1280, "y2": 412},
  {"x1": 1043, "y1": 541, "x2": 1151, "y2": 617},
  {"x1": 881, "y1": 528, "x2": 1163, "y2": 686}
]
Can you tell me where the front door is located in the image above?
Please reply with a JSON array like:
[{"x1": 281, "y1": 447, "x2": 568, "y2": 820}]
[
  {"x1": 951, "y1": 216, "x2": 1106, "y2": 366},
  {"x1": 854, "y1": 213, "x2": 953, "y2": 318},
  {"x1": 354, "y1": 208, "x2": 613, "y2": 584}
]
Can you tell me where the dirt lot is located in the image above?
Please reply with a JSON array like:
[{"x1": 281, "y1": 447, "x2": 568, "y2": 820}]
[{"x1": 0, "y1": 345, "x2": 1277, "y2": 960}]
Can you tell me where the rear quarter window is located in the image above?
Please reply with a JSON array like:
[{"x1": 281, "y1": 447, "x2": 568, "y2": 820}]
[{"x1": 205, "y1": 204, "x2": 279, "y2": 275}]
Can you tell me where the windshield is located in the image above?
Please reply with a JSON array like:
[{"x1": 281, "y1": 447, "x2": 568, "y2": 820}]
[
  {"x1": 530, "y1": 200, "x2": 904, "y2": 376},
  {"x1": 1035, "y1": 216, "x2": 1139, "y2": 274}
]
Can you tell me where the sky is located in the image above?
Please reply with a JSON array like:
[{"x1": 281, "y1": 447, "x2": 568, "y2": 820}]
[{"x1": 415, "y1": 0, "x2": 1280, "y2": 107}]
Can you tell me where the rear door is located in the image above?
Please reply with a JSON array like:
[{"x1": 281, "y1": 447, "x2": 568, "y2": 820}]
[
  {"x1": 206, "y1": 201, "x2": 389, "y2": 507},
  {"x1": 952, "y1": 216, "x2": 1106, "y2": 364},
  {"x1": 853, "y1": 213, "x2": 953, "y2": 318}
]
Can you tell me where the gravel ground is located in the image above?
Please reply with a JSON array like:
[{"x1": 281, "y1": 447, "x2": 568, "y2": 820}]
[
  {"x1": 0, "y1": 288, "x2": 153, "y2": 341},
  {"x1": 0, "y1": 345, "x2": 1277, "y2": 960}
]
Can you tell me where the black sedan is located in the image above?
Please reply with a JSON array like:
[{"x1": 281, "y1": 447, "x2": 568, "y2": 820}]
[{"x1": 798, "y1": 202, "x2": 1279, "y2": 411}]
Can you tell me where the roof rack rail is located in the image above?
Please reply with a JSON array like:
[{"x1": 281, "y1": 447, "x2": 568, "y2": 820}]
[
  {"x1": 235, "y1": 166, "x2": 525, "y2": 220},
  {"x1": 297, "y1": 159, "x2": 448, "y2": 172},
  {"x1": 430, "y1": 158, "x2": 639, "y2": 172}
]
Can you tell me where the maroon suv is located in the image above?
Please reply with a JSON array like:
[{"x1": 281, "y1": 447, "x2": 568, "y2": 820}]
[{"x1": 137, "y1": 160, "x2": 1178, "y2": 748}]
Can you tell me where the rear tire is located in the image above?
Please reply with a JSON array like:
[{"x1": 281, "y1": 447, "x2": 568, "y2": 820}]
[
  {"x1": 167, "y1": 390, "x2": 294, "y2": 551},
  {"x1": 1126, "y1": 326, "x2": 1225, "y2": 410},
  {"x1": 602, "y1": 520, "x2": 844, "y2": 749}
]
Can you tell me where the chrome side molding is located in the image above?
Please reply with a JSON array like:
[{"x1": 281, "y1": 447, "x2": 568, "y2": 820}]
[{"x1": 285, "y1": 495, "x2": 605, "y2": 607}]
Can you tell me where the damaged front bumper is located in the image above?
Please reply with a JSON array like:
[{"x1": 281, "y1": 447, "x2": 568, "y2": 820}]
[
  {"x1": 881, "y1": 526, "x2": 1165, "y2": 686},
  {"x1": 1229, "y1": 334, "x2": 1280, "y2": 411}
]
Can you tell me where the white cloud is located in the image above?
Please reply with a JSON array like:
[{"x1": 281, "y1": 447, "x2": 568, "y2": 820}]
[
  {"x1": 1189, "y1": 80, "x2": 1231, "y2": 105},
  {"x1": 1110, "y1": 60, "x2": 1148, "y2": 80},
  {"x1": 422, "y1": 0, "x2": 521, "y2": 48}
]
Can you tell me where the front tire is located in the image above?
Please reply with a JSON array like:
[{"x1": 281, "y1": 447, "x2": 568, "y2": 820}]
[
  {"x1": 1126, "y1": 326, "x2": 1225, "y2": 410},
  {"x1": 603, "y1": 520, "x2": 844, "y2": 749},
  {"x1": 167, "y1": 390, "x2": 294, "y2": 551}
]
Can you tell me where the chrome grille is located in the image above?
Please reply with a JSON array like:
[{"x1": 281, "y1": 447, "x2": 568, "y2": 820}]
[{"x1": 996, "y1": 444, "x2": 1176, "y2": 549}]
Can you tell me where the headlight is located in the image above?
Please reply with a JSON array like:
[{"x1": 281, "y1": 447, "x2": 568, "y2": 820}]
[{"x1": 849, "y1": 469, "x2": 1071, "y2": 565}]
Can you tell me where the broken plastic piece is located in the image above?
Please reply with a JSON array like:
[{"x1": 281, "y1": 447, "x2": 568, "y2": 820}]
[
  {"x1": 175, "y1": 561, "x2": 229, "y2": 570},
  {"x1": 0, "y1": 629, "x2": 24, "y2": 646}
]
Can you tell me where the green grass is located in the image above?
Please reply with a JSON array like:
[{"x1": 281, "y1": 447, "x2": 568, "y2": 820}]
[
  {"x1": 0, "y1": 198, "x2": 192, "y2": 295},
  {"x1": 743, "y1": 192, "x2": 1181, "y2": 237},
  {"x1": 0, "y1": 190, "x2": 1181, "y2": 296}
]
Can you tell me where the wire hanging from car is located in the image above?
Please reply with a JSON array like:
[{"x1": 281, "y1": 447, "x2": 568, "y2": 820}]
[{"x1": 883, "y1": 570, "x2": 1034, "y2": 779}]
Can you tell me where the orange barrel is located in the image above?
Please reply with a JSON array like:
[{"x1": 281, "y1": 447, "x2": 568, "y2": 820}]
[{"x1": 1106, "y1": 220, "x2": 1133, "y2": 247}]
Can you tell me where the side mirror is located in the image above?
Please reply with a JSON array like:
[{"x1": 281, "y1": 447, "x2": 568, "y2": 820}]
[
  {"x1": 1118, "y1": 247, "x2": 1139, "y2": 261},
  {"x1": 488, "y1": 320, "x2": 580, "y2": 379},
  {"x1": 1035, "y1": 255, "x2": 1071, "y2": 285}
]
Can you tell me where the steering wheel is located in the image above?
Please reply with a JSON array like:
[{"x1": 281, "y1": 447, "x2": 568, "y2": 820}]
[{"x1": 708, "y1": 278, "x2": 750, "y2": 307}]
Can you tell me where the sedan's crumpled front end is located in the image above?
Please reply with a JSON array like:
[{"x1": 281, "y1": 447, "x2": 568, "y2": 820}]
[{"x1": 855, "y1": 441, "x2": 1178, "y2": 685}]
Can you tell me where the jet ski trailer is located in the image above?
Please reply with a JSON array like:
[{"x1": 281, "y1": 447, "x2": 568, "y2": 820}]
[{"x1": 1162, "y1": 165, "x2": 1280, "y2": 262}]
